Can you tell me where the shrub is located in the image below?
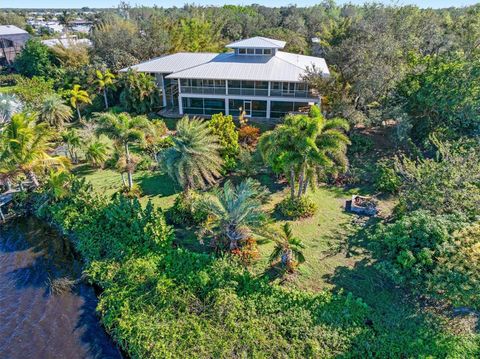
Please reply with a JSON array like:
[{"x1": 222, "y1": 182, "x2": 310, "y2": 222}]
[
  {"x1": 348, "y1": 133, "x2": 374, "y2": 155},
  {"x1": 238, "y1": 125, "x2": 260, "y2": 148},
  {"x1": 374, "y1": 160, "x2": 401, "y2": 194},
  {"x1": 167, "y1": 190, "x2": 208, "y2": 226},
  {"x1": 276, "y1": 196, "x2": 318, "y2": 219},
  {"x1": 208, "y1": 113, "x2": 239, "y2": 171},
  {"x1": 369, "y1": 210, "x2": 480, "y2": 309}
]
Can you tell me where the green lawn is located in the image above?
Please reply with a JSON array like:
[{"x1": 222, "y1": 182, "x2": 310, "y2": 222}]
[{"x1": 77, "y1": 164, "x2": 367, "y2": 291}]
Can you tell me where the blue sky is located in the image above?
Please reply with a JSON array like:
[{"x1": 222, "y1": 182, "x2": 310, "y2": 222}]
[{"x1": 9, "y1": 0, "x2": 480, "y2": 9}]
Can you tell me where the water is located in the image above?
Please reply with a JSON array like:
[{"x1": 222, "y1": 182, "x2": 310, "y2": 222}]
[{"x1": 0, "y1": 217, "x2": 122, "y2": 359}]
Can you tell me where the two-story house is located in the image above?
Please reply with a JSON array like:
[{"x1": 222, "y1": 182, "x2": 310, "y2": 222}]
[{"x1": 124, "y1": 37, "x2": 329, "y2": 119}]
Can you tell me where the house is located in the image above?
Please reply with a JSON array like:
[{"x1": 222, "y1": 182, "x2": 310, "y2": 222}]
[
  {"x1": 41, "y1": 35, "x2": 92, "y2": 48},
  {"x1": 123, "y1": 37, "x2": 329, "y2": 119},
  {"x1": 0, "y1": 25, "x2": 30, "y2": 66}
]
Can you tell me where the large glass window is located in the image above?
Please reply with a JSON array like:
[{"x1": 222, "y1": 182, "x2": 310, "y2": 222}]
[
  {"x1": 227, "y1": 81, "x2": 268, "y2": 96},
  {"x1": 182, "y1": 97, "x2": 225, "y2": 116},
  {"x1": 269, "y1": 82, "x2": 310, "y2": 98},
  {"x1": 270, "y1": 101, "x2": 309, "y2": 118},
  {"x1": 180, "y1": 79, "x2": 226, "y2": 95}
]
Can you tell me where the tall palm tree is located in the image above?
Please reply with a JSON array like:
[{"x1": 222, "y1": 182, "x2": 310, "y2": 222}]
[
  {"x1": 0, "y1": 113, "x2": 69, "y2": 188},
  {"x1": 259, "y1": 105, "x2": 350, "y2": 199},
  {"x1": 269, "y1": 223, "x2": 305, "y2": 271},
  {"x1": 61, "y1": 128, "x2": 82, "y2": 163},
  {"x1": 39, "y1": 94, "x2": 73, "y2": 129},
  {"x1": 69, "y1": 84, "x2": 92, "y2": 121},
  {"x1": 158, "y1": 116, "x2": 223, "y2": 190},
  {"x1": 85, "y1": 140, "x2": 110, "y2": 168},
  {"x1": 198, "y1": 178, "x2": 271, "y2": 250},
  {"x1": 96, "y1": 112, "x2": 151, "y2": 190},
  {"x1": 95, "y1": 69, "x2": 116, "y2": 109}
]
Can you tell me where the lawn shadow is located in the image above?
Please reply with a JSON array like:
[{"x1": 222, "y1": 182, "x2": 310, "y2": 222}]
[
  {"x1": 136, "y1": 172, "x2": 181, "y2": 197},
  {"x1": 72, "y1": 163, "x2": 97, "y2": 176}
]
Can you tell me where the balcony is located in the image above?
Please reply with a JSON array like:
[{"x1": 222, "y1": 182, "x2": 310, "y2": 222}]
[{"x1": 181, "y1": 86, "x2": 226, "y2": 95}]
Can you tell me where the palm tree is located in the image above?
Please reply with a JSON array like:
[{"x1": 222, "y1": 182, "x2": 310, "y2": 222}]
[
  {"x1": 95, "y1": 69, "x2": 116, "y2": 109},
  {"x1": 69, "y1": 84, "x2": 92, "y2": 121},
  {"x1": 269, "y1": 223, "x2": 305, "y2": 271},
  {"x1": 0, "y1": 113, "x2": 69, "y2": 188},
  {"x1": 158, "y1": 116, "x2": 223, "y2": 190},
  {"x1": 85, "y1": 140, "x2": 110, "y2": 168},
  {"x1": 39, "y1": 94, "x2": 73, "y2": 129},
  {"x1": 0, "y1": 93, "x2": 22, "y2": 125},
  {"x1": 259, "y1": 105, "x2": 350, "y2": 199},
  {"x1": 198, "y1": 178, "x2": 271, "y2": 250},
  {"x1": 44, "y1": 169, "x2": 74, "y2": 200},
  {"x1": 95, "y1": 112, "x2": 151, "y2": 190},
  {"x1": 61, "y1": 128, "x2": 82, "y2": 164}
]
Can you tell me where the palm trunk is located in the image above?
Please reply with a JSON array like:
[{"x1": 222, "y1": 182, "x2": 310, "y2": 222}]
[
  {"x1": 5, "y1": 179, "x2": 12, "y2": 191},
  {"x1": 281, "y1": 249, "x2": 293, "y2": 269},
  {"x1": 121, "y1": 172, "x2": 127, "y2": 187},
  {"x1": 297, "y1": 164, "x2": 306, "y2": 198},
  {"x1": 26, "y1": 170, "x2": 40, "y2": 188},
  {"x1": 103, "y1": 89, "x2": 109, "y2": 109},
  {"x1": 124, "y1": 143, "x2": 133, "y2": 190},
  {"x1": 302, "y1": 177, "x2": 309, "y2": 196},
  {"x1": 76, "y1": 106, "x2": 82, "y2": 121},
  {"x1": 290, "y1": 167, "x2": 296, "y2": 200}
]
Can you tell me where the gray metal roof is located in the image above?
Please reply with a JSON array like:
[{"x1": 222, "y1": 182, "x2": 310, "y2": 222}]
[
  {"x1": 0, "y1": 25, "x2": 28, "y2": 36},
  {"x1": 120, "y1": 52, "x2": 218, "y2": 73},
  {"x1": 164, "y1": 51, "x2": 329, "y2": 82},
  {"x1": 225, "y1": 36, "x2": 286, "y2": 49}
]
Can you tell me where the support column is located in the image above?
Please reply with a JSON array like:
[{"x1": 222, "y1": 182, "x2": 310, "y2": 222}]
[
  {"x1": 225, "y1": 98, "x2": 229, "y2": 116},
  {"x1": 225, "y1": 80, "x2": 229, "y2": 95},
  {"x1": 267, "y1": 81, "x2": 271, "y2": 97},
  {"x1": 266, "y1": 100, "x2": 271, "y2": 119},
  {"x1": 161, "y1": 74, "x2": 167, "y2": 108},
  {"x1": 178, "y1": 79, "x2": 183, "y2": 115}
]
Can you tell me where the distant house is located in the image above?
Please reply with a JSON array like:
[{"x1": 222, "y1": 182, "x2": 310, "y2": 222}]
[
  {"x1": 123, "y1": 37, "x2": 329, "y2": 119},
  {"x1": 0, "y1": 25, "x2": 30, "y2": 66}
]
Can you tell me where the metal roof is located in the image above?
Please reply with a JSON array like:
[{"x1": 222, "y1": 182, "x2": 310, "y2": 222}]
[
  {"x1": 226, "y1": 36, "x2": 286, "y2": 49},
  {"x1": 120, "y1": 52, "x2": 218, "y2": 73},
  {"x1": 0, "y1": 25, "x2": 28, "y2": 36},
  {"x1": 164, "y1": 51, "x2": 329, "y2": 82}
]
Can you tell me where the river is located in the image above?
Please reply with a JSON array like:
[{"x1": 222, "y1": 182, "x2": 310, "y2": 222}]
[{"x1": 0, "y1": 217, "x2": 122, "y2": 359}]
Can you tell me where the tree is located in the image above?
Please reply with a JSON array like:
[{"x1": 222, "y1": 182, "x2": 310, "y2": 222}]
[
  {"x1": 208, "y1": 113, "x2": 239, "y2": 170},
  {"x1": 44, "y1": 169, "x2": 74, "y2": 200},
  {"x1": 0, "y1": 113, "x2": 68, "y2": 187},
  {"x1": 119, "y1": 70, "x2": 160, "y2": 114},
  {"x1": 0, "y1": 93, "x2": 22, "y2": 125},
  {"x1": 13, "y1": 39, "x2": 53, "y2": 78},
  {"x1": 170, "y1": 17, "x2": 224, "y2": 53},
  {"x1": 61, "y1": 128, "x2": 82, "y2": 163},
  {"x1": 85, "y1": 140, "x2": 110, "y2": 168},
  {"x1": 198, "y1": 178, "x2": 271, "y2": 249},
  {"x1": 50, "y1": 43, "x2": 90, "y2": 69},
  {"x1": 95, "y1": 69, "x2": 116, "y2": 109},
  {"x1": 39, "y1": 94, "x2": 73, "y2": 129},
  {"x1": 96, "y1": 112, "x2": 152, "y2": 190},
  {"x1": 269, "y1": 223, "x2": 305, "y2": 271},
  {"x1": 259, "y1": 106, "x2": 350, "y2": 200},
  {"x1": 158, "y1": 116, "x2": 223, "y2": 191},
  {"x1": 68, "y1": 84, "x2": 92, "y2": 121},
  {"x1": 13, "y1": 76, "x2": 54, "y2": 111}
]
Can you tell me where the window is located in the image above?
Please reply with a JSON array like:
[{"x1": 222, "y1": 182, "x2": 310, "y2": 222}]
[
  {"x1": 255, "y1": 48, "x2": 263, "y2": 55},
  {"x1": 270, "y1": 101, "x2": 309, "y2": 118},
  {"x1": 182, "y1": 97, "x2": 225, "y2": 116},
  {"x1": 239, "y1": 48, "x2": 246, "y2": 54},
  {"x1": 247, "y1": 48, "x2": 254, "y2": 55},
  {"x1": 263, "y1": 49, "x2": 272, "y2": 55}
]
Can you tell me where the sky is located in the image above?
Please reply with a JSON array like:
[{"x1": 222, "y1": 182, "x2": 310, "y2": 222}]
[{"x1": 7, "y1": 0, "x2": 480, "y2": 9}]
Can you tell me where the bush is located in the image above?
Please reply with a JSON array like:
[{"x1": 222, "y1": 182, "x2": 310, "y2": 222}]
[
  {"x1": 276, "y1": 196, "x2": 318, "y2": 219},
  {"x1": 369, "y1": 210, "x2": 480, "y2": 309},
  {"x1": 238, "y1": 125, "x2": 260, "y2": 148},
  {"x1": 167, "y1": 190, "x2": 208, "y2": 226},
  {"x1": 348, "y1": 133, "x2": 374, "y2": 155},
  {"x1": 208, "y1": 113, "x2": 239, "y2": 171},
  {"x1": 374, "y1": 160, "x2": 401, "y2": 194}
]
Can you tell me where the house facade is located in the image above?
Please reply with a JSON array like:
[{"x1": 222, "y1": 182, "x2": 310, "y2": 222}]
[
  {"x1": 0, "y1": 25, "x2": 30, "y2": 66},
  {"x1": 125, "y1": 37, "x2": 329, "y2": 119}
]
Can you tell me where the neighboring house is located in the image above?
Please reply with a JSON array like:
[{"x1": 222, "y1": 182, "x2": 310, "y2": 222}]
[
  {"x1": 0, "y1": 25, "x2": 30, "y2": 66},
  {"x1": 41, "y1": 35, "x2": 92, "y2": 48},
  {"x1": 123, "y1": 37, "x2": 329, "y2": 119}
]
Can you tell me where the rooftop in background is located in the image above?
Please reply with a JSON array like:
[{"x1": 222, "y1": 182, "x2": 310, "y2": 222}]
[
  {"x1": 41, "y1": 35, "x2": 92, "y2": 48},
  {"x1": 0, "y1": 25, "x2": 28, "y2": 36},
  {"x1": 226, "y1": 36, "x2": 286, "y2": 49}
]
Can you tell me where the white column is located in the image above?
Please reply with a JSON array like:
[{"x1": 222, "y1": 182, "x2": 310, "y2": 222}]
[
  {"x1": 267, "y1": 81, "x2": 271, "y2": 97},
  {"x1": 161, "y1": 74, "x2": 167, "y2": 107},
  {"x1": 225, "y1": 98, "x2": 229, "y2": 116},
  {"x1": 266, "y1": 100, "x2": 271, "y2": 119},
  {"x1": 177, "y1": 79, "x2": 183, "y2": 115},
  {"x1": 225, "y1": 80, "x2": 229, "y2": 95}
]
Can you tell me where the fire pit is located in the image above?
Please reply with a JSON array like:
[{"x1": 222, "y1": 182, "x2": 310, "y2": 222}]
[{"x1": 345, "y1": 195, "x2": 377, "y2": 216}]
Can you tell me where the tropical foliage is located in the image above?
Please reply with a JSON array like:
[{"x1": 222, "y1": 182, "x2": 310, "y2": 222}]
[
  {"x1": 270, "y1": 223, "x2": 306, "y2": 271},
  {"x1": 39, "y1": 94, "x2": 73, "y2": 129},
  {"x1": 158, "y1": 116, "x2": 223, "y2": 190},
  {"x1": 68, "y1": 84, "x2": 92, "y2": 121}
]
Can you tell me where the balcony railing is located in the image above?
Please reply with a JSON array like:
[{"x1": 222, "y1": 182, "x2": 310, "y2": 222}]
[
  {"x1": 181, "y1": 86, "x2": 226, "y2": 95},
  {"x1": 270, "y1": 89, "x2": 315, "y2": 98}
]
